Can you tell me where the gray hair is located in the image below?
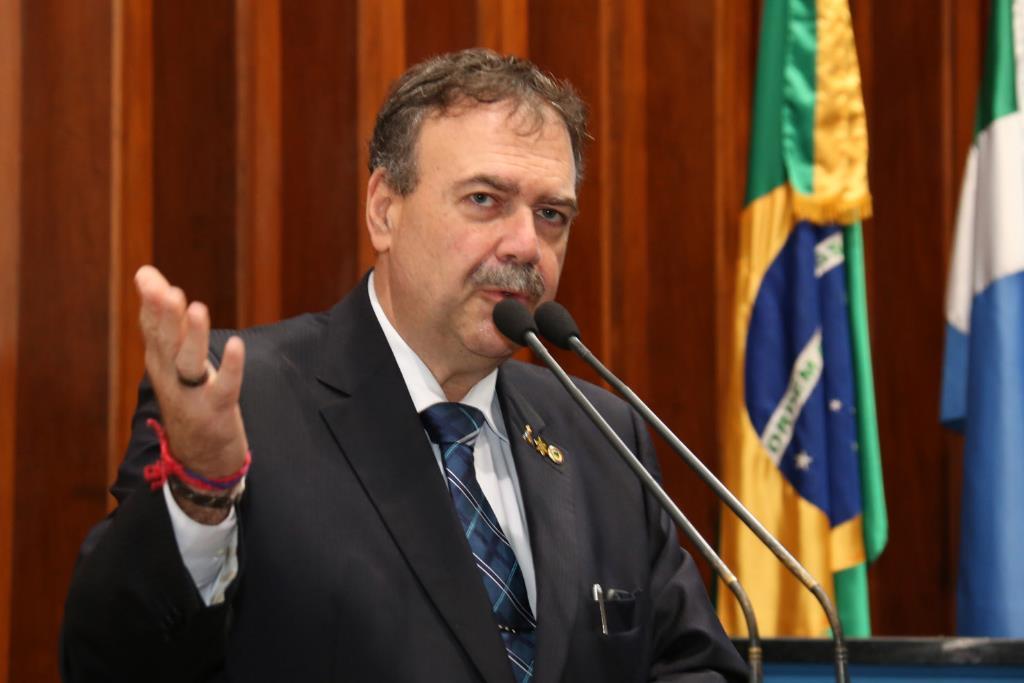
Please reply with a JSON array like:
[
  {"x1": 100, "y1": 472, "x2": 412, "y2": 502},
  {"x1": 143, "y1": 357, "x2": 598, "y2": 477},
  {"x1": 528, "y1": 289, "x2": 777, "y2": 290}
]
[{"x1": 369, "y1": 48, "x2": 589, "y2": 195}]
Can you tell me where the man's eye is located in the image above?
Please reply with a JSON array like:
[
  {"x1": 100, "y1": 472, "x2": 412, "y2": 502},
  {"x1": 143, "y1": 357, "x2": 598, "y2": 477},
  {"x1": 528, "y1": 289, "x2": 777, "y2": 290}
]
[
  {"x1": 469, "y1": 193, "x2": 494, "y2": 207},
  {"x1": 537, "y1": 208, "x2": 567, "y2": 225}
]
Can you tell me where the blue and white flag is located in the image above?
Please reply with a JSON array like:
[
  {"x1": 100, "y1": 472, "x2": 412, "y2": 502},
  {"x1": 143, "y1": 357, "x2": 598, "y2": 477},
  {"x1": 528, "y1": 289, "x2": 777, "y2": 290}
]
[{"x1": 941, "y1": 0, "x2": 1024, "y2": 637}]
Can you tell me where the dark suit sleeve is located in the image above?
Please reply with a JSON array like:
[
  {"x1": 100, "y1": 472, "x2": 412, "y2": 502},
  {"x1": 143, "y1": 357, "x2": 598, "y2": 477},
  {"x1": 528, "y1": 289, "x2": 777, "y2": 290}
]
[
  {"x1": 62, "y1": 369, "x2": 235, "y2": 682},
  {"x1": 630, "y1": 410, "x2": 749, "y2": 683}
]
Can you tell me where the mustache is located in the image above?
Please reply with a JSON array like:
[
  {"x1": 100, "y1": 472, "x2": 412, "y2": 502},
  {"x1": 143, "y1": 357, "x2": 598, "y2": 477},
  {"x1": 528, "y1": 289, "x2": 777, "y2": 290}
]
[{"x1": 469, "y1": 263, "x2": 546, "y2": 301}]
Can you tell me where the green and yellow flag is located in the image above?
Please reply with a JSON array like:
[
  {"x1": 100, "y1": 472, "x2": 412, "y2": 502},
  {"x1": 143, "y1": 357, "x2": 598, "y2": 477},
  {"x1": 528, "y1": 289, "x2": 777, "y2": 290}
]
[{"x1": 716, "y1": 0, "x2": 888, "y2": 636}]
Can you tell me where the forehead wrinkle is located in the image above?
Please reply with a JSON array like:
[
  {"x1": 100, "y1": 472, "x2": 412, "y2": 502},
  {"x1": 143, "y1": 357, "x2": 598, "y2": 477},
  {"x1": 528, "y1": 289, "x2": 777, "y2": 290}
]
[{"x1": 420, "y1": 102, "x2": 576, "y2": 201}]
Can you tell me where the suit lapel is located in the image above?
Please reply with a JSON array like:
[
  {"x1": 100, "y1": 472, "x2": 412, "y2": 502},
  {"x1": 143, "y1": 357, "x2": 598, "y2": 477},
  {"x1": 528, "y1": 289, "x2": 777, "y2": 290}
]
[
  {"x1": 316, "y1": 277, "x2": 514, "y2": 683},
  {"x1": 498, "y1": 369, "x2": 579, "y2": 683}
]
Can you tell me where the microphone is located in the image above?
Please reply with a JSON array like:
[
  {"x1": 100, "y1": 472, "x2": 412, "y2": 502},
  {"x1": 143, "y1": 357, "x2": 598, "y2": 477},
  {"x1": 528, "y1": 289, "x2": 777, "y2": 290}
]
[
  {"x1": 493, "y1": 299, "x2": 762, "y2": 683},
  {"x1": 534, "y1": 301, "x2": 849, "y2": 683}
]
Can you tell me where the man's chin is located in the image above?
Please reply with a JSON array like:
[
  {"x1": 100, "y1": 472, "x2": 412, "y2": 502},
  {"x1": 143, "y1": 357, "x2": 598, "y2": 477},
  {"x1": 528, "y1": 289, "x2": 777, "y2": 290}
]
[
  {"x1": 465, "y1": 327, "x2": 521, "y2": 362},
  {"x1": 478, "y1": 339, "x2": 521, "y2": 362}
]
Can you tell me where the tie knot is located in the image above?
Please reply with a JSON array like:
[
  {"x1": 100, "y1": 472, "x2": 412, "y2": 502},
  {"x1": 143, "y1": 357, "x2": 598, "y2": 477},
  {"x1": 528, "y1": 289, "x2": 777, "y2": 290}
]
[{"x1": 420, "y1": 403, "x2": 485, "y2": 447}]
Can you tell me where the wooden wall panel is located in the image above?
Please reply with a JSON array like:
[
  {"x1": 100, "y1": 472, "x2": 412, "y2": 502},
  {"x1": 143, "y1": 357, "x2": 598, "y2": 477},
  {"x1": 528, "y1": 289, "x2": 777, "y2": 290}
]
[
  {"x1": 713, "y1": 0, "x2": 758, "y2": 400},
  {"x1": 13, "y1": 3, "x2": 113, "y2": 679},
  {"x1": 645, "y1": 0, "x2": 722, "y2": 565},
  {"x1": 153, "y1": 0, "x2": 238, "y2": 325},
  {"x1": 931, "y1": 0, "x2": 986, "y2": 639},
  {"x1": 476, "y1": 0, "x2": 529, "y2": 56},
  {"x1": 406, "y1": 0, "x2": 477, "y2": 64},
  {"x1": 280, "y1": 0, "x2": 361, "y2": 314},
  {"x1": 236, "y1": 0, "x2": 283, "y2": 327},
  {"x1": 356, "y1": 0, "x2": 406, "y2": 275},
  {"x1": 600, "y1": 0, "x2": 648, "y2": 398},
  {"x1": 858, "y1": 0, "x2": 963, "y2": 635},
  {"x1": 108, "y1": 0, "x2": 154, "y2": 495},
  {"x1": 0, "y1": 0, "x2": 20, "y2": 678},
  {"x1": 529, "y1": 0, "x2": 606, "y2": 385}
]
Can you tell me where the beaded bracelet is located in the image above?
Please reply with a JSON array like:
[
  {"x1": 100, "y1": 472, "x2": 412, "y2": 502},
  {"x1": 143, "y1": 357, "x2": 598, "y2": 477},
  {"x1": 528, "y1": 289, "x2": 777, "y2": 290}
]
[
  {"x1": 167, "y1": 473, "x2": 241, "y2": 509},
  {"x1": 143, "y1": 419, "x2": 251, "y2": 506}
]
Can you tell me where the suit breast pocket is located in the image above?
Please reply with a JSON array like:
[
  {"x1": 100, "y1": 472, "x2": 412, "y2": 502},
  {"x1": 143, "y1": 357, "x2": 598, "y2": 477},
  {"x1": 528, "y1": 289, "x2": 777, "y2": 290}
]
[
  {"x1": 591, "y1": 586, "x2": 643, "y2": 635},
  {"x1": 564, "y1": 586, "x2": 650, "y2": 682}
]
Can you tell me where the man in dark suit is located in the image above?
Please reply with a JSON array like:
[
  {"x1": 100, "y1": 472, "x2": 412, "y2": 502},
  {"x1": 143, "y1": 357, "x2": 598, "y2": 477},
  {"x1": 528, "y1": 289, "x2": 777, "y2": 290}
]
[{"x1": 62, "y1": 49, "x2": 747, "y2": 682}]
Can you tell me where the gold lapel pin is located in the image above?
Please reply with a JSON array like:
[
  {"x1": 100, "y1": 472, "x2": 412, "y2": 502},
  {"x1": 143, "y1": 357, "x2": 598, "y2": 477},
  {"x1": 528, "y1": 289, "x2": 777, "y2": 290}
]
[
  {"x1": 522, "y1": 424, "x2": 564, "y2": 465},
  {"x1": 522, "y1": 424, "x2": 534, "y2": 444}
]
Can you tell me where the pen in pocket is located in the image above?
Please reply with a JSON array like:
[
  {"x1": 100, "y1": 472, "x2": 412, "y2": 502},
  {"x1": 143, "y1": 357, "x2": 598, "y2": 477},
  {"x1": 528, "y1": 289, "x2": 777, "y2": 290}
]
[{"x1": 592, "y1": 583, "x2": 608, "y2": 635}]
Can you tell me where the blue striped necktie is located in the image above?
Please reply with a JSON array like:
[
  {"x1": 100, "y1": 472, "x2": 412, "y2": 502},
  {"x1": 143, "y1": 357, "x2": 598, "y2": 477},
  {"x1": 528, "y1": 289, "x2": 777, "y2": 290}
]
[{"x1": 420, "y1": 403, "x2": 536, "y2": 683}]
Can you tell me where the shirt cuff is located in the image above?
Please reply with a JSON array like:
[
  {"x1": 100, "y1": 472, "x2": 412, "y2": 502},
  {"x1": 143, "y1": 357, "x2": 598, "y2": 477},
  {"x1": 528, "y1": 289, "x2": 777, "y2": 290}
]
[{"x1": 163, "y1": 482, "x2": 240, "y2": 606}]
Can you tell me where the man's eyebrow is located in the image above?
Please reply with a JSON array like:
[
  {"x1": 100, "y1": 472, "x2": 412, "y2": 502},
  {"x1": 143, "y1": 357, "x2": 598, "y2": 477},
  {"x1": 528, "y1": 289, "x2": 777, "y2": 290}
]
[
  {"x1": 457, "y1": 174, "x2": 520, "y2": 195},
  {"x1": 458, "y1": 175, "x2": 579, "y2": 215},
  {"x1": 537, "y1": 194, "x2": 579, "y2": 216}
]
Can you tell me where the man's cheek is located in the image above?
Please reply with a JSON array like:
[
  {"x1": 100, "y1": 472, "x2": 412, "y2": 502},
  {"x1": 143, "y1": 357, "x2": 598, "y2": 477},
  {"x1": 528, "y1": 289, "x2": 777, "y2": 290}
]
[{"x1": 544, "y1": 262, "x2": 562, "y2": 296}]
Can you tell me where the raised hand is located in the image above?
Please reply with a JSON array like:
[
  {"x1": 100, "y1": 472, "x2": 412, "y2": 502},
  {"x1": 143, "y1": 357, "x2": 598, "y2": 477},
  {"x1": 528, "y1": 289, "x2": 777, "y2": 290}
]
[{"x1": 135, "y1": 265, "x2": 249, "y2": 491}]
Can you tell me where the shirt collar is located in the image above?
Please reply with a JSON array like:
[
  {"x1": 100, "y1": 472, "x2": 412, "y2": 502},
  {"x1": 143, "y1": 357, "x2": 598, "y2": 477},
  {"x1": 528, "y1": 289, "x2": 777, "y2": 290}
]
[{"x1": 368, "y1": 272, "x2": 507, "y2": 441}]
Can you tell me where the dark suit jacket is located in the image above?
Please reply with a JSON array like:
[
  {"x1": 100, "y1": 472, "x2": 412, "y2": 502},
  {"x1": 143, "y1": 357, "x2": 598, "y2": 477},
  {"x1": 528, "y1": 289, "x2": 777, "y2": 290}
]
[{"x1": 62, "y1": 275, "x2": 747, "y2": 682}]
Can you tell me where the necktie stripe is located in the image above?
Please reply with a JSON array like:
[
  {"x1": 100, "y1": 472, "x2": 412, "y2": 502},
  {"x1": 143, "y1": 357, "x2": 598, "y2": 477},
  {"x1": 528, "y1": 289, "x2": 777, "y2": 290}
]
[
  {"x1": 456, "y1": 405, "x2": 482, "y2": 430},
  {"x1": 506, "y1": 647, "x2": 533, "y2": 674},
  {"x1": 504, "y1": 632, "x2": 536, "y2": 683},
  {"x1": 502, "y1": 562, "x2": 522, "y2": 593},
  {"x1": 444, "y1": 470, "x2": 512, "y2": 545},
  {"x1": 464, "y1": 511, "x2": 482, "y2": 538},
  {"x1": 473, "y1": 555, "x2": 536, "y2": 626}
]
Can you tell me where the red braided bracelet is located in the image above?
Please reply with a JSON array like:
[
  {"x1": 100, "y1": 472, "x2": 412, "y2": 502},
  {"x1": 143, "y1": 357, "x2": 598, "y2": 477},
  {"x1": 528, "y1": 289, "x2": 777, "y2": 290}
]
[{"x1": 142, "y1": 418, "x2": 251, "y2": 492}]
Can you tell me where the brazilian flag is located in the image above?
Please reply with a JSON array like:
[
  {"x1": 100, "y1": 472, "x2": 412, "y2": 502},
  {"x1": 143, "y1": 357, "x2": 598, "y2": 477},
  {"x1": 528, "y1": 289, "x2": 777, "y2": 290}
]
[{"x1": 716, "y1": 0, "x2": 888, "y2": 636}]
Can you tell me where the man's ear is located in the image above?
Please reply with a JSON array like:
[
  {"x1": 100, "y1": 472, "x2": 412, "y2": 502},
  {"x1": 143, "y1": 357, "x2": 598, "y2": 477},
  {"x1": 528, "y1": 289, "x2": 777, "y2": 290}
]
[{"x1": 366, "y1": 168, "x2": 399, "y2": 253}]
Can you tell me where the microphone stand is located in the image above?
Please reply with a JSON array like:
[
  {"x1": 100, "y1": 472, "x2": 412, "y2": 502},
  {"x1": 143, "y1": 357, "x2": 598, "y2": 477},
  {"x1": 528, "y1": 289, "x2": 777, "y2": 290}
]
[
  {"x1": 516, "y1": 328, "x2": 763, "y2": 683},
  {"x1": 560, "y1": 332, "x2": 848, "y2": 683}
]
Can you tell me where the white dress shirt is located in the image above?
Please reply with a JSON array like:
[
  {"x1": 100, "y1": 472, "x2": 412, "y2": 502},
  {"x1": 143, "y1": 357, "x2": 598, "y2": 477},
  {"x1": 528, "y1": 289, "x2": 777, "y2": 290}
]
[
  {"x1": 166, "y1": 272, "x2": 536, "y2": 612},
  {"x1": 163, "y1": 484, "x2": 238, "y2": 605}
]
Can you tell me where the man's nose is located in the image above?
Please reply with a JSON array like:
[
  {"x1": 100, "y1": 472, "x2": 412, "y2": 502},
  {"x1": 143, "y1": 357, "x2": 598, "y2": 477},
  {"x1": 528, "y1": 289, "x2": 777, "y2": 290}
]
[{"x1": 497, "y1": 206, "x2": 541, "y2": 265}]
